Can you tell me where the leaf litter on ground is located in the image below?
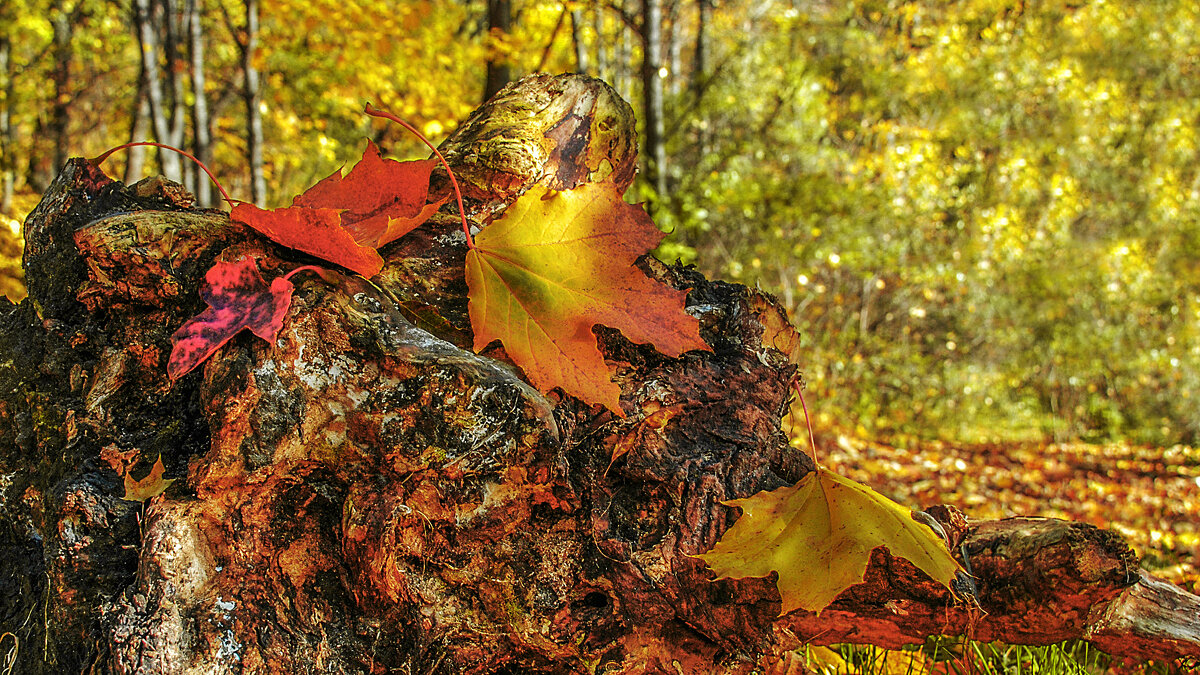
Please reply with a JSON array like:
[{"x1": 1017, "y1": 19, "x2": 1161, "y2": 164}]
[{"x1": 811, "y1": 430, "x2": 1200, "y2": 594}]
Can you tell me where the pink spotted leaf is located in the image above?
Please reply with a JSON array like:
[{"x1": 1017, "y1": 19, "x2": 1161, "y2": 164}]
[{"x1": 168, "y1": 256, "x2": 293, "y2": 379}]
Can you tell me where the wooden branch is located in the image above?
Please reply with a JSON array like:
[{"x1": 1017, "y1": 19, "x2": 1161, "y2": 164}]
[
  {"x1": 773, "y1": 516, "x2": 1200, "y2": 662},
  {"x1": 1086, "y1": 571, "x2": 1200, "y2": 659}
]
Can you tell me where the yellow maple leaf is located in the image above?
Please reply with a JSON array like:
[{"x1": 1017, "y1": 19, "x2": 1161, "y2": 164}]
[
  {"x1": 464, "y1": 182, "x2": 709, "y2": 413},
  {"x1": 698, "y1": 467, "x2": 962, "y2": 615},
  {"x1": 121, "y1": 455, "x2": 175, "y2": 502}
]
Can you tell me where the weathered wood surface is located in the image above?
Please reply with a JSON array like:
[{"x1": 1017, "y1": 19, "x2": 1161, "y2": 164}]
[
  {"x1": 776, "y1": 513, "x2": 1200, "y2": 662},
  {"x1": 0, "y1": 74, "x2": 1197, "y2": 674}
]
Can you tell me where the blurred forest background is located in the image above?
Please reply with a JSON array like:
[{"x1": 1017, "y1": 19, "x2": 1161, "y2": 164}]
[{"x1": 2, "y1": 0, "x2": 1199, "y2": 447}]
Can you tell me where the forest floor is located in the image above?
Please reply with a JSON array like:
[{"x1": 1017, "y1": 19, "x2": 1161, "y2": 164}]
[
  {"x1": 802, "y1": 429, "x2": 1200, "y2": 673},
  {"x1": 811, "y1": 429, "x2": 1200, "y2": 594}
]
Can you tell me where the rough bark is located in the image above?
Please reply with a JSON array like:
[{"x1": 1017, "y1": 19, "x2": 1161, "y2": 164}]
[
  {"x1": 775, "y1": 514, "x2": 1200, "y2": 660},
  {"x1": 0, "y1": 74, "x2": 1197, "y2": 675}
]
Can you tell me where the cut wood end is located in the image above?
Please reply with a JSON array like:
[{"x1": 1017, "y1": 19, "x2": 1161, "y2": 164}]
[{"x1": 1085, "y1": 569, "x2": 1200, "y2": 661}]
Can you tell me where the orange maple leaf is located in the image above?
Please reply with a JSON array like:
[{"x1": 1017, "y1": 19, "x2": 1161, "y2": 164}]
[
  {"x1": 230, "y1": 204, "x2": 384, "y2": 277},
  {"x1": 465, "y1": 182, "x2": 710, "y2": 413},
  {"x1": 293, "y1": 141, "x2": 447, "y2": 247},
  {"x1": 231, "y1": 140, "x2": 445, "y2": 277}
]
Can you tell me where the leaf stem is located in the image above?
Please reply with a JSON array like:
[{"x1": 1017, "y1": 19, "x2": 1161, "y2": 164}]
[
  {"x1": 791, "y1": 375, "x2": 818, "y2": 465},
  {"x1": 282, "y1": 265, "x2": 330, "y2": 282},
  {"x1": 89, "y1": 141, "x2": 235, "y2": 206},
  {"x1": 363, "y1": 103, "x2": 474, "y2": 250}
]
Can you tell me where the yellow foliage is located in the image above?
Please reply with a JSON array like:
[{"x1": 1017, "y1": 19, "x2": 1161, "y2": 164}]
[{"x1": 0, "y1": 212, "x2": 26, "y2": 303}]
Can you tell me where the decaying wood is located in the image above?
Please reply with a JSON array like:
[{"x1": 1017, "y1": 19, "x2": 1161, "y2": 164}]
[{"x1": 0, "y1": 73, "x2": 1197, "y2": 674}]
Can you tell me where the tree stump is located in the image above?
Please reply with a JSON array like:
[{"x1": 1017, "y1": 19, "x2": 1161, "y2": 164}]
[{"x1": 1, "y1": 74, "x2": 1198, "y2": 674}]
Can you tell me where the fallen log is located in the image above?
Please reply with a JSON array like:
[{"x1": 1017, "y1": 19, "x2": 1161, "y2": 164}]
[
  {"x1": 0, "y1": 74, "x2": 1196, "y2": 674},
  {"x1": 776, "y1": 514, "x2": 1200, "y2": 662}
]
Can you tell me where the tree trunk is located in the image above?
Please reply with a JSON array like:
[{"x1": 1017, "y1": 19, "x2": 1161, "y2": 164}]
[
  {"x1": 775, "y1": 512, "x2": 1200, "y2": 658},
  {"x1": 162, "y1": 0, "x2": 189, "y2": 186},
  {"x1": 640, "y1": 0, "x2": 667, "y2": 204},
  {"x1": 665, "y1": 0, "x2": 680, "y2": 97},
  {"x1": 133, "y1": 0, "x2": 184, "y2": 182},
  {"x1": 124, "y1": 71, "x2": 151, "y2": 184},
  {"x1": 1, "y1": 74, "x2": 1197, "y2": 675},
  {"x1": 483, "y1": 0, "x2": 512, "y2": 102},
  {"x1": 692, "y1": 0, "x2": 706, "y2": 97},
  {"x1": 592, "y1": 1, "x2": 607, "y2": 83},
  {"x1": 570, "y1": 8, "x2": 588, "y2": 74},
  {"x1": 0, "y1": 34, "x2": 12, "y2": 214},
  {"x1": 243, "y1": 0, "x2": 265, "y2": 205},
  {"x1": 49, "y1": 2, "x2": 73, "y2": 176},
  {"x1": 187, "y1": 0, "x2": 212, "y2": 207},
  {"x1": 616, "y1": 0, "x2": 632, "y2": 96}
]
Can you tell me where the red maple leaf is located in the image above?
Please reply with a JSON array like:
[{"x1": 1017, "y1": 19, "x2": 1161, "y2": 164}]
[
  {"x1": 230, "y1": 204, "x2": 385, "y2": 277},
  {"x1": 231, "y1": 141, "x2": 445, "y2": 277},
  {"x1": 295, "y1": 141, "x2": 447, "y2": 247},
  {"x1": 168, "y1": 256, "x2": 293, "y2": 380}
]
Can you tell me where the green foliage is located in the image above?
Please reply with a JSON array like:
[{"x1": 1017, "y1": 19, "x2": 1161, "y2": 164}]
[
  {"x1": 811, "y1": 637, "x2": 1185, "y2": 675},
  {"x1": 663, "y1": 0, "x2": 1200, "y2": 445}
]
